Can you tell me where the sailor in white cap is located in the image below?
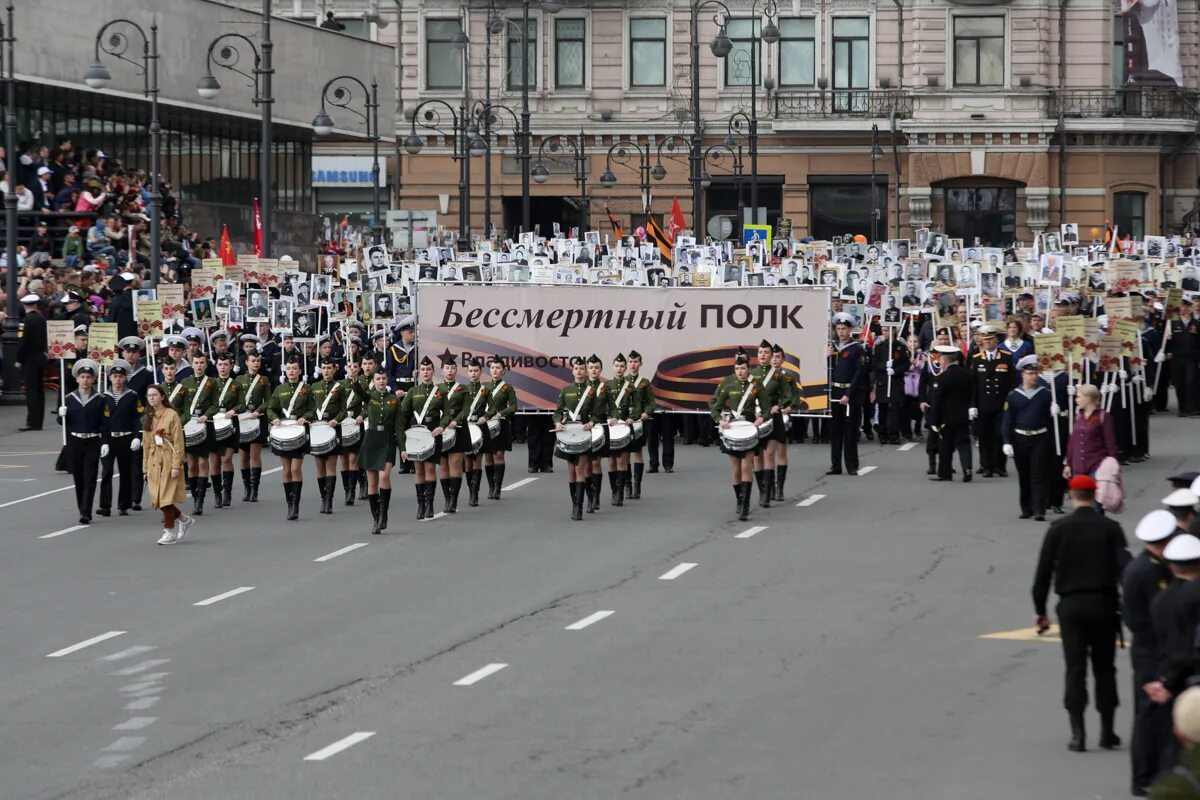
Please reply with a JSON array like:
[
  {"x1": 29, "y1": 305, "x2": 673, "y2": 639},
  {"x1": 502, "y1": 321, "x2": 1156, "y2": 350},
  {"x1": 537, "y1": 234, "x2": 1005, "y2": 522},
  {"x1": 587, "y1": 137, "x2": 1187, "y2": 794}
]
[
  {"x1": 928, "y1": 342, "x2": 974, "y2": 482},
  {"x1": 1163, "y1": 488, "x2": 1199, "y2": 534},
  {"x1": 158, "y1": 334, "x2": 188, "y2": 382},
  {"x1": 60, "y1": 359, "x2": 105, "y2": 524},
  {"x1": 17, "y1": 290, "x2": 48, "y2": 431},
  {"x1": 97, "y1": 358, "x2": 143, "y2": 518},
  {"x1": 970, "y1": 322, "x2": 1016, "y2": 477},
  {"x1": 1001, "y1": 353, "x2": 1054, "y2": 519},
  {"x1": 826, "y1": 311, "x2": 863, "y2": 476},
  {"x1": 1143, "y1": 534, "x2": 1200, "y2": 725},
  {"x1": 1123, "y1": 509, "x2": 1179, "y2": 794}
]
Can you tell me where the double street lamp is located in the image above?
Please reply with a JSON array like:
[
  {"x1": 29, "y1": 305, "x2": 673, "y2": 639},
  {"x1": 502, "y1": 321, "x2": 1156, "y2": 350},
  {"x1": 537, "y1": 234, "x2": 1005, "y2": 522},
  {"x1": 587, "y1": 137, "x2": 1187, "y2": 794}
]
[
  {"x1": 689, "y1": 0, "x2": 778, "y2": 237},
  {"x1": 195, "y1": 6, "x2": 275, "y2": 258},
  {"x1": 404, "y1": 100, "x2": 472, "y2": 245},
  {"x1": 83, "y1": 17, "x2": 162, "y2": 286},
  {"x1": 1, "y1": 2, "x2": 18, "y2": 404},
  {"x1": 598, "y1": 136, "x2": 689, "y2": 214},
  {"x1": 470, "y1": 100, "x2": 520, "y2": 238},
  {"x1": 312, "y1": 76, "x2": 382, "y2": 245},
  {"x1": 532, "y1": 132, "x2": 588, "y2": 235},
  {"x1": 870, "y1": 123, "x2": 884, "y2": 244}
]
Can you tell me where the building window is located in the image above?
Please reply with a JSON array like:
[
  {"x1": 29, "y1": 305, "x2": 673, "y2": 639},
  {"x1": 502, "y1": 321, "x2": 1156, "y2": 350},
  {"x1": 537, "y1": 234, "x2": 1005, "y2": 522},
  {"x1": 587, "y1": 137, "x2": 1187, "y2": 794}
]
[
  {"x1": 426, "y1": 19, "x2": 463, "y2": 90},
  {"x1": 1112, "y1": 16, "x2": 1125, "y2": 87},
  {"x1": 809, "y1": 178, "x2": 887, "y2": 243},
  {"x1": 779, "y1": 18, "x2": 815, "y2": 87},
  {"x1": 953, "y1": 16, "x2": 1005, "y2": 87},
  {"x1": 630, "y1": 18, "x2": 667, "y2": 87},
  {"x1": 944, "y1": 186, "x2": 1016, "y2": 247},
  {"x1": 724, "y1": 19, "x2": 760, "y2": 87},
  {"x1": 1113, "y1": 191, "x2": 1146, "y2": 239},
  {"x1": 555, "y1": 18, "x2": 585, "y2": 88},
  {"x1": 508, "y1": 18, "x2": 538, "y2": 91},
  {"x1": 831, "y1": 17, "x2": 868, "y2": 112}
]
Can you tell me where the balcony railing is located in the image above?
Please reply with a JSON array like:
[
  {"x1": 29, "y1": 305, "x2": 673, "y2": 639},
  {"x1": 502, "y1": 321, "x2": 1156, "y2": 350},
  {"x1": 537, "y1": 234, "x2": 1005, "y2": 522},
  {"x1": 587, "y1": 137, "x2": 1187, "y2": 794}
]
[
  {"x1": 1049, "y1": 87, "x2": 1200, "y2": 121},
  {"x1": 773, "y1": 89, "x2": 913, "y2": 119}
]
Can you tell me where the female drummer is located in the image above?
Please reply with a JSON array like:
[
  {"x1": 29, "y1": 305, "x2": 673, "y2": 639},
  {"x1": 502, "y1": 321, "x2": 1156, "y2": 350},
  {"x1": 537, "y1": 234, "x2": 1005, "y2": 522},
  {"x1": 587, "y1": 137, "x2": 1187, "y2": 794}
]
[
  {"x1": 583, "y1": 354, "x2": 609, "y2": 514},
  {"x1": 309, "y1": 358, "x2": 347, "y2": 516},
  {"x1": 769, "y1": 343, "x2": 802, "y2": 501},
  {"x1": 235, "y1": 351, "x2": 270, "y2": 502},
  {"x1": 553, "y1": 356, "x2": 605, "y2": 521},
  {"x1": 266, "y1": 358, "x2": 314, "y2": 521},
  {"x1": 359, "y1": 368, "x2": 399, "y2": 535},
  {"x1": 338, "y1": 357, "x2": 365, "y2": 506},
  {"x1": 750, "y1": 340, "x2": 779, "y2": 509},
  {"x1": 709, "y1": 351, "x2": 765, "y2": 521},
  {"x1": 208, "y1": 352, "x2": 243, "y2": 510},
  {"x1": 482, "y1": 356, "x2": 517, "y2": 500},
  {"x1": 604, "y1": 353, "x2": 642, "y2": 507},
  {"x1": 181, "y1": 351, "x2": 218, "y2": 516},
  {"x1": 462, "y1": 358, "x2": 489, "y2": 507},
  {"x1": 398, "y1": 355, "x2": 445, "y2": 521},
  {"x1": 436, "y1": 353, "x2": 468, "y2": 514}
]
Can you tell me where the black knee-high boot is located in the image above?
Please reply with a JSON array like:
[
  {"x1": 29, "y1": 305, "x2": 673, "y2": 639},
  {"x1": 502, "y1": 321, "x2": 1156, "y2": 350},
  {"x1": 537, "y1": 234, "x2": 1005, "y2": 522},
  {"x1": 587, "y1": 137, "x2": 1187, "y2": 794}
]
[
  {"x1": 368, "y1": 494, "x2": 381, "y2": 535},
  {"x1": 288, "y1": 481, "x2": 302, "y2": 520},
  {"x1": 570, "y1": 482, "x2": 584, "y2": 521},
  {"x1": 282, "y1": 482, "x2": 293, "y2": 519},
  {"x1": 440, "y1": 478, "x2": 453, "y2": 513},
  {"x1": 249, "y1": 467, "x2": 261, "y2": 501},
  {"x1": 762, "y1": 471, "x2": 774, "y2": 508},
  {"x1": 468, "y1": 469, "x2": 481, "y2": 506},
  {"x1": 448, "y1": 477, "x2": 462, "y2": 513},
  {"x1": 222, "y1": 470, "x2": 234, "y2": 508},
  {"x1": 358, "y1": 469, "x2": 368, "y2": 500},
  {"x1": 484, "y1": 465, "x2": 496, "y2": 500},
  {"x1": 739, "y1": 481, "x2": 752, "y2": 521},
  {"x1": 732, "y1": 484, "x2": 742, "y2": 517},
  {"x1": 774, "y1": 465, "x2": 787, "y2": 501},
  {"x1": 210, "y1": 473, "x2": 224, "y2": 509},
  {"x1": 192, "y1": 478, "x2": 206, "y2": 515},
  {"x1": 607, "y1": 472, "x2": 618, "y2": 505},
  {"x1": 378, "y1": 487, "x2": 391, "y2": 529},
  {"x1": 341, "y1": 470, "x2": 355, "y2": 505},
  {"x1": 632, "y1": 463, "x2": 643, "y2": 499},
  {"x1": 614, "y1": 471, "x2": 625, "y2": 507},
  {"x1": 415, "y1": 482, "x2": 426, "y2": 520},
  {"x1": 493, "y1": 464, "x2": 505, "y2": 499},
  {"x1": 241, "y1": 468, "x2": 252, "y2": 502}
]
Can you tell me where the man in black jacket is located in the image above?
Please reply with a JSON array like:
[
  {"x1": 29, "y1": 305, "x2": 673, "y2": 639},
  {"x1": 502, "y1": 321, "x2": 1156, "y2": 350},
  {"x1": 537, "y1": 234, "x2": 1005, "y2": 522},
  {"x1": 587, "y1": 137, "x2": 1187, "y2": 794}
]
[
  {"x1": 928, "y1": 345, "x2": 974, "y2": 482},
  {"x1": 16, "y1": 293, "x2": 48, "y2": 431},
  {"x1": 105, "y1": 272, "x2": 139, "y2": 340},
  {"x1": 970, "y1": 324, "x2": 1016, "y2": 477},
  {"x1": 1032, "y1": 475, "x2": 1132, "y2": 753},
  {"x1": 870, "y1": 331, "x2": 910, "y2": 445}
]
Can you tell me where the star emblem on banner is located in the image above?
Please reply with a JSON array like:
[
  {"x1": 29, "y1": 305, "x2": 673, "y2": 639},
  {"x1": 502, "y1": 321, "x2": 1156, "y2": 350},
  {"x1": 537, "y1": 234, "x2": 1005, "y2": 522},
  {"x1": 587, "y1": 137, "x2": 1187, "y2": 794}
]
[{"x1": 438, "y1": 347, "x2": 456, "y2": 364}]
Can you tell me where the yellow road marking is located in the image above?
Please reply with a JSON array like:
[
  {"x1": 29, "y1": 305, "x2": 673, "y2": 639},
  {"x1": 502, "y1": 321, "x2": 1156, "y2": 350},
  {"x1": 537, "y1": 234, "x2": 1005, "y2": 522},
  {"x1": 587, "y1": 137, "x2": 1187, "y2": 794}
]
[{"x1": 979, "y1": 625, "x2": 1062, "y2": 643}]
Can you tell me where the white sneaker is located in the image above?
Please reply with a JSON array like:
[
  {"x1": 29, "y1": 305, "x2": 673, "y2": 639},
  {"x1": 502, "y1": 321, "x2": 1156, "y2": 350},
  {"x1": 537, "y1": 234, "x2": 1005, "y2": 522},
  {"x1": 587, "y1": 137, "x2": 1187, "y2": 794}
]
[
  {"x1": 157, "y1": 529, "x2": 178, "y2": 545},
  {"x1": 176, "y1": 514, "x2": 194, "y2": 541}
]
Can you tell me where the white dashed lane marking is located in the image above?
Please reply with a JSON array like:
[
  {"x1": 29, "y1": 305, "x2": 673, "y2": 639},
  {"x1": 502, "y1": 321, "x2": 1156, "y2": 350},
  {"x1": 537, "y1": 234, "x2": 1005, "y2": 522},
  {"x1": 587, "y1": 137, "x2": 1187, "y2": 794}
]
[
  {"x1": 304, "y1": 732, "x2": 376, "y2": 761},
  {"x1": 314, "y1": 543, "x2": 368, "y2": 563},
  {"x1": 565, "y1": 611, "x2": 614, "y2": 630},
  {"x1": 658, "y1": 563, "x2": 697, "y2": 581},
  {"x1": 112, "y1": 717, "x2": 158, "y2": 731},
  {"x1": 101, "y1": 645, "x2": 157, "y2": 662},
  {"x1": 858, "y1": 465, "x2": 878, "y2": 475},
  {"x1": 897, "y1": 442, "x2": 917, "y2": 451},
  {"x1": 796, "y1": 494, "x2": 825, "y2": 507},
  {"x1": 194, "y1": 587, "x2": 255, "y2": 607},
  {"x1": 453, "y1": 663, "x2": 508, "y2": 686},
  {"x1": 735, "y1": 526, "x2": 767, "y2": 539},
  {"x1": 46, "y1": 631, "x2": 126, "y2": 658},
  {"x1": 39, "y1": 524, "x2": 88, "y2": 539},
  {"x1": 502, "y1": 477, "x2": 538, "y2": 491}
]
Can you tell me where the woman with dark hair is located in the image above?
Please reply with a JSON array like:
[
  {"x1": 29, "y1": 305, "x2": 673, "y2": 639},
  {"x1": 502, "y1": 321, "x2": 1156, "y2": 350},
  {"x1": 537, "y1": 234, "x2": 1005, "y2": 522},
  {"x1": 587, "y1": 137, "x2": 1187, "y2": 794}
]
[{"x1": 142, "y1": 384, "x2": 192, "y2": 544}]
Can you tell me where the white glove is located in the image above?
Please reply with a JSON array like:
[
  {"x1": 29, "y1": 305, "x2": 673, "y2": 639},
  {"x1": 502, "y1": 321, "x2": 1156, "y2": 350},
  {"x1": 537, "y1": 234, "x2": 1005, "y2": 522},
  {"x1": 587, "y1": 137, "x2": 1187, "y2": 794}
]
[
  {"x1": 1131, "y1": 373, "x2": 1145, "y2": 384},
  {"x1": 1118, "y1": 370, "x2": 1128, "y2": 381},
  {"x1": 1002, "y1": 444, "x2": 1014, "y2": 457},
  {"x1": 130, "y1": 438, "x2": 141, "y2": 452},
  {"x1": 1144, "y1": 387, "x2": 1155, "y2": 403},
  {"x1": 1101, "y1": 383, "x2": 1113, "y2": 395},
  {"x1": 886, "y1": 359, "x2": 894, "y2": 369},
  {"x1": 1066, "y1": 384, "x2": 1077, "y2": 396},
  {"x1": 1155, "y1": 351, "x2": 1167, "y2": 363},
  {"x1": 969, "y1": 407, "x2": 979, "y2": 421},
  {"x1": 100, "y1": 444, "x2": 110, "y2": 458},
  {"x1": 886, "y1": 368, "x2": 895, "y2": 377},
  {"x1": 1050, "y1": 402, "x2": 1062, "y2": 416},
  {"x1": 57, "y1": 405, "x2": 67, "y2": 417}
]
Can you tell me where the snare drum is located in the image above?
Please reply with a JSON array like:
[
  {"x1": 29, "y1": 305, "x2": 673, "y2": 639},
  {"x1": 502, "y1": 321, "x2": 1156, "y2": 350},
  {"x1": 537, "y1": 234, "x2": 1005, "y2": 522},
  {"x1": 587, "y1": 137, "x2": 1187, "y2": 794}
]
[
  {"x1": 269, "y1": 420, "x2": 308, "y2": 456},
  {"x1": 554, "y1": 422, "x2": 592, "y2": 456},
  {"x1": 607, "y1": 422, "x2": 632, "y2": 450},
  {"x1": 339, "y1": 418, "x2": 362, "y2": 447},
  {"x1": 720, "y1": 420, "x2": 760, "y2": 453},
  {"x1": 467, "y1": 422, "x2": 484, "y2": 455},
  {"x1": 441, "y1": 427, "x2": 457, "y2": 450},
  {"x1": 183, "y1": 419, "x2": 208, "y2": 448},
  {"x1": 309, "y1": 422, "x2": 338, "y2": 456},
  {"x1": 212, "y1": 416, "x2": 235, "y2": 442},
  {"x1": 405, "y1": 426, "x2": 437, "y2": 462},
  {"x1": 486, "y1": 419, "x2": 501, "y2": 438},
  {"x1": 756, "y1": 418, "x2": 774, "y2": 440},
  {"x1": 238, "y1": 414, "x2": 261, "y2": 444},
  {"x1": 589, "y1": 425, "x2": 606, "y2": 453}
]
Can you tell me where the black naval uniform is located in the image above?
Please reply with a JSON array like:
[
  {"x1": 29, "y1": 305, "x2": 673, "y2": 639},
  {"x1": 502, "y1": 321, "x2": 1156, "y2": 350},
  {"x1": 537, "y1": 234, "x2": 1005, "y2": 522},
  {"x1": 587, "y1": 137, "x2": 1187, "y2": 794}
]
[
  {"x1": 827, "y1": 339, "x2": 863, "y2": 475},
  {"x1": 1001, "y1": 381, "x2": 1053, "y2": 519},
  {"x1": 1123, "y1": 548, "x2": 1175, "y2": 792},
  {"x1": 919, "y1": 355, "x2": 945, "y2": 475},
  {"x1": 125, "y1": 363, "x2": 152, "y2": 509},
  {"x1": 60, "y1": 386, "x2": 106, "y2": 522},
  {"x1": 1032, "y1": 507, "x2": 1131, "y2": 749},
  {"x1": 971, "y1": 348, "x2": 1016, "y2": 476},
  {"x1": 1165, "y1": 316, "x2": 1199, "y2": 416},
  {"x1": 870, "y1": 337, "x2": 910, "y2": 444},
  {"x1": 929, "y1": 358, "x2": 974, "y2": 481},
  {"x1": 18, "y1": 305, "x2": 48, "y2": 430},
  {"x1": 98, "y1": 387, "x2": 144, "y2": 516}
]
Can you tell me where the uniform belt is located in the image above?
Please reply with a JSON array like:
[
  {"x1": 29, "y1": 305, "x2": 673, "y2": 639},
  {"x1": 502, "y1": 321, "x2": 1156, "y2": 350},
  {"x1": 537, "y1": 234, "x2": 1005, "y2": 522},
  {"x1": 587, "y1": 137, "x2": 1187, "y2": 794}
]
[
  {"x1": 375, "y1": 425, "x2": 385, "y2": 432},
  {"x1": 109, "y1": 431, "x2": 136, "y2": 437},
  {"x1": 1015, "y1": 428, "x2": 1048, "y2": 436},
  {"x1": 71, "y1": 432, "x2": 101, "y2": 439},
  {"x1": 832, "y1": 382, "x2": 851, "y2": 388}
]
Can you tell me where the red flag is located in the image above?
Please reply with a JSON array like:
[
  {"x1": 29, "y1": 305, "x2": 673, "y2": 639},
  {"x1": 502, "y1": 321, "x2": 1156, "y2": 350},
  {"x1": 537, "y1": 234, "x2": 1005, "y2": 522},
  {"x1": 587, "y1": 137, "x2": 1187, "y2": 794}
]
[
  {"x1": 219, "y1": 225, "x2": 237, "y2": 266},
  {"x1": 668, "y1": 197, "x2": 686, "y2": 244},
  {"x1": 251, "y1": 198, "x2": 263, "y2": 257}
]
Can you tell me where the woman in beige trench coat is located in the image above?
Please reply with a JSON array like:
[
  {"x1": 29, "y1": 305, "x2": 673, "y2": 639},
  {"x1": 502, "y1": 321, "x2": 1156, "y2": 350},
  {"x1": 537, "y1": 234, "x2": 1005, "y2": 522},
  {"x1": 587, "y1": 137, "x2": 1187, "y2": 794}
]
[{"x1": 142, "y1": 384, "x2": 194, "y2": 544}]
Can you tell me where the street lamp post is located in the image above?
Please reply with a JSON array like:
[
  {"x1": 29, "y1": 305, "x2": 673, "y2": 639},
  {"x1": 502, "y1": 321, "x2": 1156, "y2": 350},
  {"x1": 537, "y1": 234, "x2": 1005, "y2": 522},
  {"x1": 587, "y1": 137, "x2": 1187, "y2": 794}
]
[
  {"x1": 312, "y1": 76, "x2": 382, "y2": 245},
  {"x1": 471, "y1": 100, "x2": 520, "y2": 238},
  {"x1": 404, "y1": 100, "x2": 470, "y2": 243},
  {"x1": 195, "y1": 17, "x2": 274, "y2": 257},
  {"x1": 83, "y1": 17, "x2": 161, "y2": 285},
  {"x1": 532, "y1": 131, "x2": 589, "y2": 235},
  {"x1": 0, "y1": 2, "x2": 19, "y2": 405},
  {"x1": 597, "y1": 136, "x2": 687, "y2": 215},
  {"x1": 704, "y1": 141, "x2": 744, "y2": 236},
  {"x1": 870, "y1": 124, "x2": 883, "y2": 244}
]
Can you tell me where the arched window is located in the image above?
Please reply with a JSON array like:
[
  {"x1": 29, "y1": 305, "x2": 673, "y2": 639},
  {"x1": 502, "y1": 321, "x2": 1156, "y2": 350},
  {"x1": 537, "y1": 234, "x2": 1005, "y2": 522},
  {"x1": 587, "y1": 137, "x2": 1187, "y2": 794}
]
[{"x1": 1113, "y1": 191, "x2": 1147, "y2": 239}]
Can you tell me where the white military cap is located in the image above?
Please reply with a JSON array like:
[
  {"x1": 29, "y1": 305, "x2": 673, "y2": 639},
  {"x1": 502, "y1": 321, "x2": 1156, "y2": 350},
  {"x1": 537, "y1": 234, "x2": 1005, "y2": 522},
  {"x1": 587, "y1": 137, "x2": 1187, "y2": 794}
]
[
  {"x1": 71, "y1": 358, "x2": 99, "y2": 378},
  {"x1": 1016, "y1": 354, "x2": 1039, "y2": 370},
  {"x1": 1163, "y1": 489, "x2": 1200, "y2": 508},
  {"x1": 933, "y1": 345, "x2": 960, "y2": 355},
  {"x1": 1136, "y1": 510, "x2": 1178, "y2": 543},
  {"x1": 1164, "y1": 534, "x2": 1200, "y2": 563},
  {"x1": 832, "y1": 312, "x2": 854, "y2": 325},
  {"x1": 20, "y1": 293, "x2": 39, "y2": 303}
]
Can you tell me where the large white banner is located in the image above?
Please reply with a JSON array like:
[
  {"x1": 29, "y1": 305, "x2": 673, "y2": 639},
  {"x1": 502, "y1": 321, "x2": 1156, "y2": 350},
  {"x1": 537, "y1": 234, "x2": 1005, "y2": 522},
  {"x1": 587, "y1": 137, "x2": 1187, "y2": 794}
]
[{"x1": 415, "y1": 284, "x2": 831, "y2": 413}]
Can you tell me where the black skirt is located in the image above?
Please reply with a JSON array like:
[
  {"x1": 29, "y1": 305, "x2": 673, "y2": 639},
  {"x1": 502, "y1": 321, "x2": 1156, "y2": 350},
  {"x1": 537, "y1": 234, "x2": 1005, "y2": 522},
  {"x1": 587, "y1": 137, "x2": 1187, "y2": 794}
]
[
  {"x1": 359, "y1": 427, "x2": 396, "y2": 471},
  {"x1": 490, "y1": 418, "x2": 513, "y2": 453},
  {"x1": 237, "y1": 415, "x2": 270, "y2": 450},
  {"x1": 442, "y1": 423, "x2": 470, "y2": 455},
  {"x1": 338, "y1": 420, "x2": 363, "y2": 456},
  {"x1": 767, "y1": 412, "x2": 789, "y2": 444}
]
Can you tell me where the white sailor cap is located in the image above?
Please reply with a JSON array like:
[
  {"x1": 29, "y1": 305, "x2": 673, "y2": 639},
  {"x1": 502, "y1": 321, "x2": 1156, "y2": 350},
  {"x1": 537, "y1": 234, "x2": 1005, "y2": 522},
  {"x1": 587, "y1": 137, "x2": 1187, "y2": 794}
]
[
  {"x1": 832, "y1": 312, "x2": 854, "y2": 325},
  {"x1": 1137, "y1": 510, "x2": 1179, "y2": 543},
  {"x1": 71, "y1": 358, "x2": 99, "y2": 378},
  {"x1": 239, "y1": 333, "x2": 261, "y2": 344},
  {"x1": 208, "y1": 330, "x2": 229, "y2": 344},
  {"x1": 181, "y1": 327, "x2": 203, "y2": 341},
  {"x1": 118, "y1": 336, "x2": 144, "y2": 351},
  {"x1": 978, "y1": 323, "x2": 1000, "y2": 336},
  {"x1": 73, "y1": 324, "x2": 89, "y2": 335},
  {"x1": 20, "y1": 293, "x2": 39, "y2": 304},
  {"x1": 1165, "y1": 534, "x2": 1200, "y2": 563},
  {"x1": 1163, "y1": 489, "x2": 1200, "y2": 509},
  {"x1": 1016, "y1": 354, "x2": 1039, "y2": 370},
  {"x1": 933, "y1": 345, "x2": 960, "y2": 355},
  {"x1": 164, "y1": 335, "x2": 187, "y2": 349},
  {"x1": 396, "y1": 314, "x2": 416, "y2": 331},
  {"x1": 119, "y1": 272, "x2": 137, "y2": 282},
  {"x1": 1193, "y1": 476, "x2": 1200, "y2": 497},
  {"x1": 108, "y1": 358, "x2": 132, "y2": 376}
]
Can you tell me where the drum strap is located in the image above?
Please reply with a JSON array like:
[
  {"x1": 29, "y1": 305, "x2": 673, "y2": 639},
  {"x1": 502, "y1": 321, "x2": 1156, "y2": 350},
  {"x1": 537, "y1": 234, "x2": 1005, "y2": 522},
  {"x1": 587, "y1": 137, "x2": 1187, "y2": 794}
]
[
  {"x1": 490, "y1": 380, "x2": 507, "y2": 399},
  {"x1": 189, "y1": 378, "x2": 209, "y2": 417},
  {"x1": 467, "y1": 386, "x2": 486, "y2": 419},
  {"x1": 218, "y1": 378, "x2": 234, "y2": 409},
  {"x1": 317, "y1": 384, "x2": 338, "y2": 420},
  {"x1": 734, "y1": 380, "x2": 755, "y2": 418},
  {"x1": 763, "y1": 366, "x2": 776, "y2": 388},
  {"x1": 284, "y1": 383, "x2": 303, "y2": 420},
  {"x1": 569, "y1": 385, "x2": 592, "y2": 422},
  {"x1": 169, "y1": 383, "x2": 183, "y2": 405},
  {"x1": 415, "y1": 386, "x2": 438, "y2": 426},
  {"x1": 613, "y1": 381, "x2": 629, "y2": 411}
]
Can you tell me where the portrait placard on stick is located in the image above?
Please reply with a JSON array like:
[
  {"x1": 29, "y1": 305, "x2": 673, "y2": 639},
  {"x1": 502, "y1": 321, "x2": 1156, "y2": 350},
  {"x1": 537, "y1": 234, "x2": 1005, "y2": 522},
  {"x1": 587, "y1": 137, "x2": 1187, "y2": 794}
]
[
  {"x1": 136, "y1": 300, "x2": 164, "y2": 339},
  {"x1": 47, "y1": 321, "x2": 76, "y2": 360},
  {"x1": 87, "y1": 322, "x2": 119, "y2": 366}
]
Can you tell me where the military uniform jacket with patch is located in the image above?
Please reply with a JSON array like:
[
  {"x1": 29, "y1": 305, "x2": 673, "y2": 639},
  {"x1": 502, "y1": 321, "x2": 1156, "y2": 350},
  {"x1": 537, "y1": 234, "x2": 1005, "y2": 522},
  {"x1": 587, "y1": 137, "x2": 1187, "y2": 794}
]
[
  {"x1": 438, "y1": 380, "x2": 469, "y2": 429},
  {"x1": 970, "y1": 350, "x2": 1016, "y2": 412},
  {"x1": 708, "y1": 375, "x2": 764, "y2": 423},
  {"x1": 484, "y1": 379, "x2": 518, "y2": 419},
  {"x1": 397, "y1": 382, "x2": 446, "y2": 447},
  {"x1": 628, "y1": 373, "x2": 655, "y2": 418},
  {"x1": 102, "y1": 389, "x2": 144, "y2": 435},
  {"x1": 235, "y1": 372, "x2": 271, "y2": 415},
  {"x1": 604, "y1": 376, "x2": 642, "y2": 421},
  {"x1": 160, "y1": 380, "x2": 191, "y2": 420},
  {"x1": 211, "y1": 376, "x2": 244, "y2": 416},
  {"x1": 266, "y1": 380, "x2": 314, "y2": 424},
  {"x1": 180, "y1": 375, "x2": 219, "y2": 423},
  {"x1": 554, "y1": 381, "x2": 606, "y2": 425},
  {"x1": 309, "y1": 378, "x2": 347, "y2": 423}
]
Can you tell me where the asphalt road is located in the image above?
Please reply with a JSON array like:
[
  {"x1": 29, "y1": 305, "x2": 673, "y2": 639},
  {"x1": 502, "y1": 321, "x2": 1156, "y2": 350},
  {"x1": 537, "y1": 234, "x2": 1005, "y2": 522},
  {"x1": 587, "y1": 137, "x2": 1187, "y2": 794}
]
[{"x1": 0, "y1": 404, "x2": 1192, "y2": 800}]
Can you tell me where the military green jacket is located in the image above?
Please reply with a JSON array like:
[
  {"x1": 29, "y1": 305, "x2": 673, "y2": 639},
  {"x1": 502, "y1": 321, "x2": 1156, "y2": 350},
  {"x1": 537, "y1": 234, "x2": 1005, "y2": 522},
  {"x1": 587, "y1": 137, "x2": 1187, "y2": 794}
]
[
  {"x1": 397, "y1": 381, "x2": 445, "y2": 449},
  {"x1": 604, "y1": 376, "x2": 643, "y2": 421},
  {"x1": 161, "y1": 380, "x2": 192, "y2": 421},
  {"x1": 464, "y1": 379, "x2": 491, "y2": 423},
  {"x1": 438, "y1": 379, "x2": 469, "y2": 429},
  {"x1": 554, "y1": 380, "x2": 606, "y2": 425},
  {"x1": 484, "y1": 378, "x2": 519, "y2": 419},
  {"x1": 341, "y1": 377, "x2": 365, "y2": 418},
  {"x1": 359, "y1": 387, "x2": 400, "y2": 442},
  {"x1": 309, "y1": 378, "x2": 347, "y2": 423},
  {"x1": 180, "y1": 374, "x2": 219, "y2": 423},
  {"x1": 235, "y1": 372, "x2": 271, "y2": 415},
  {"x1": 709, "y1": 375, "x2": 764, "y2": 423},
  {"x1": 628, "y1": 372, "x2": 655, "y2": 419},
  {"x1": 211, "y1": 375, "x2": 244, "y2": 416},
  {"x1": 266, "y1": 379, "x2": 314, "y2": 423}
]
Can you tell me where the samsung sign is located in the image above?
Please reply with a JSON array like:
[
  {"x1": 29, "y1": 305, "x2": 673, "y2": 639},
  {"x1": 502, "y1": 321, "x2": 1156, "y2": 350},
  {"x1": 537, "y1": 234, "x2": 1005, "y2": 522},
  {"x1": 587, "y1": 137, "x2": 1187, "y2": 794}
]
[{"x1": 312, "y1": 156, "x2": 389, "y2": 188}]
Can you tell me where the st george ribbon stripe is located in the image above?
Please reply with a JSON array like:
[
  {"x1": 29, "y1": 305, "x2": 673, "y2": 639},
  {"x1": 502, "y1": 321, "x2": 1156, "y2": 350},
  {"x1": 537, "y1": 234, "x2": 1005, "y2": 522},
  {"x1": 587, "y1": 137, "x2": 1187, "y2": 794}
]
[{"x1": 46, "y1": 630, "x2": 126, "y2": 658}]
